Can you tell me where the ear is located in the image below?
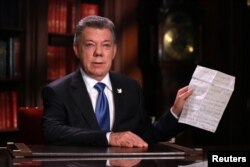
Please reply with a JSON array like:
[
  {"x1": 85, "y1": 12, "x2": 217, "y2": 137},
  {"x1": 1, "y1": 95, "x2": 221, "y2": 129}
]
[{"x1": 73, "y1": 45, "x2": 80, "y2": 59}]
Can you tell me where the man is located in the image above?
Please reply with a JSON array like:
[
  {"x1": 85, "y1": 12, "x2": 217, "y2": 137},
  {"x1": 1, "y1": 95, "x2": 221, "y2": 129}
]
[{"x1": 42, "y1": 16, "x2": 192, "y2": 148}]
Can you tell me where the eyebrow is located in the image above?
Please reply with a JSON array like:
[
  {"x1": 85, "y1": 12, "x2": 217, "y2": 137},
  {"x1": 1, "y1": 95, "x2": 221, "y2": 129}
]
[{"x1": 84, "y1": 39, "x2": 113, "y2": 43}]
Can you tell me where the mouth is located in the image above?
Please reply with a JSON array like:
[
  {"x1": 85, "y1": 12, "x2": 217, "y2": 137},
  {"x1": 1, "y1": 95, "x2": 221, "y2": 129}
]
[
  {"x1": 93, "y1": 61, "x2": 103, "y2": 64},
  {"x1": 92, "y1": 61, "x2": 105, "y2": 67}
]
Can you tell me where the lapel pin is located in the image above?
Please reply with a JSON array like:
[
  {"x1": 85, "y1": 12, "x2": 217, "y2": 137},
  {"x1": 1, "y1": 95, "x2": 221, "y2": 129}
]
[{"x1": 117, "y1": 89, "x2": 122, "y2": 94}]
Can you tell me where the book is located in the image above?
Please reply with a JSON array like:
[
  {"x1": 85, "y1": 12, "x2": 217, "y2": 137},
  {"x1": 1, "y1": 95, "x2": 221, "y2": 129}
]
[
  {"x1": 0, "y1": 37, "x2": 21, "y2": 80},
  {"x1": 48, "y1": 0, "x2": 68, "y2": 33},
  {"x1": 8, "y1": 37, "x2": 21, "y2": 79},
  {"x1": 0, "y1": 91, "x2": 18, "y2": 130},
  {"x1": 0, "y1": 40, "x2": 7, "y2": 79},
  {"x1": 47, "y1": 46, "x2": 76, "y2": 81},
  {"x1": 80, "y1": 3, "x2": 99, "y2": 19}
]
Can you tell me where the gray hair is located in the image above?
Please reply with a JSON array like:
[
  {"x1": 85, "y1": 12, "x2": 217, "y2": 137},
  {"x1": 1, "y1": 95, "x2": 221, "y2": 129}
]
[{"x1": 73, "y1": 15, "x2": 116, "y2": 45}]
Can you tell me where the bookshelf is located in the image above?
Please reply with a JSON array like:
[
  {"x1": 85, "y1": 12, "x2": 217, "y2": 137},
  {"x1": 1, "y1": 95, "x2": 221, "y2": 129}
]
[
  {"x1": 0, "y1": 0, "x2": 101, "y2": 132},
  {"x1": 46, "y1": 0, "x2": 101, "y2": 82},
  {"x1": 0, "y1": 0, "x2": 24, "y2": 132},
  {"x1": 0, "y1": 0, "x2": 103, "y2": 143}
]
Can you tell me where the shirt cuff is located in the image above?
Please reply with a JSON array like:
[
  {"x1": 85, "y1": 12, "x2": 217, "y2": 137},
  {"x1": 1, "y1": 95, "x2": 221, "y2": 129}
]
[
  {"x1": 170, "y1": 107, "x2": 179, "y2": 119},
  {"x1": 106, "y1": 132, "x2": 111, "y2": 144}
]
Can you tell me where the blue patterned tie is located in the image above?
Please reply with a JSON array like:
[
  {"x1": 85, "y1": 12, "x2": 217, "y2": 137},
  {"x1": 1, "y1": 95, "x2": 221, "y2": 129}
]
[{"x1": 94, "y1": 82, "x2": 110, "y2": 132}]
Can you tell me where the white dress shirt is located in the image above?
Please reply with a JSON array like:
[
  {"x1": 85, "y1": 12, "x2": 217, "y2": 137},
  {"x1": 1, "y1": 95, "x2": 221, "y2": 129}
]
[{"x1": 80, "y1": 68, "x2": 115, "y2": 130}]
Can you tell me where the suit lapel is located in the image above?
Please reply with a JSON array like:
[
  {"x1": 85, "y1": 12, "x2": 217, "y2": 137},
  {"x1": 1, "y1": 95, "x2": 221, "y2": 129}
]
[
  {"x1": 70, "y1": 69, "x2": 100, "y2": 129},
  {"x1": 109, "y1": 72, "x2": 124, "y2": 131}
]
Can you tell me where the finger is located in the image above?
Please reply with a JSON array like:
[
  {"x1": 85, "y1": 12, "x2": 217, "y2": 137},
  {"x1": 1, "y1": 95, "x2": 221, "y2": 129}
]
[
  {"x1": 121, "y1": 140, "x2": 133, "y2": 147},
  {"x1": 172, "y1": 87, "x2": 193, "y2": 116},
  {"x1": 132, "y1": 139, "x2": 148, "y2": 147},
  {"x1": 128, "y1": 132, "x2": 148, "y2": 147},
  {"x1": 179, "y1": 88, "x2": 193, "y2": 100},
  {"x1": 177, "y1": 86, "x2": 189, "y2": 96},
  {"x1": 109, "y1": 131, "x2": 148, "y2": 148},
  {"x1": 120, "y1": 132, "x2": 148, "y2": 147}
]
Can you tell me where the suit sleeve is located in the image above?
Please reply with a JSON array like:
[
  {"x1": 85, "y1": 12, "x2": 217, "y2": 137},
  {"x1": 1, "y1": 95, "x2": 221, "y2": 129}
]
[
  {"x1": 152, "y1": 111, "x2": 186, "y2": 142},
  {"x1": 134, "y1": 82, "x2": 185, "y2": 144},
  {"x1": 42, "y1": 86, "x2": 108, "y2": 146}
]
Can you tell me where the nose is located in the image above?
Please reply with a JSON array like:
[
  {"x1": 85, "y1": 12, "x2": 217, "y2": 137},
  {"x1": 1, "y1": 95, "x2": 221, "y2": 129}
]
[{"x1": 94, "y1": 44, "x2": 102, "y2": 56}]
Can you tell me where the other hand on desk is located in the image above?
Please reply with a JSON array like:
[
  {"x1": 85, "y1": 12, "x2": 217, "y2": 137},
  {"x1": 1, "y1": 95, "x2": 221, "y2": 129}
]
[
  {"x1": 109, "y1": 131, "x2": 148, "y2": 148},
  {"x1": 109, "y1": 159, "x2": 141, "y2": 167}
]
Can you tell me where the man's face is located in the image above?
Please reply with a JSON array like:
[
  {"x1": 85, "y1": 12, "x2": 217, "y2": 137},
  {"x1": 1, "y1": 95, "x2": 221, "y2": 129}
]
[{"x1": 74, "y1": 27, "x2": 117, "y2": 81}]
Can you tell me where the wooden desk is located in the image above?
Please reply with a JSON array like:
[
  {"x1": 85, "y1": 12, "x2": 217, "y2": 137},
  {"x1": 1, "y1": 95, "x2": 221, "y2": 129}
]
[{"x1": 1, "y1": 142, "x2": 205, "y2": 167}]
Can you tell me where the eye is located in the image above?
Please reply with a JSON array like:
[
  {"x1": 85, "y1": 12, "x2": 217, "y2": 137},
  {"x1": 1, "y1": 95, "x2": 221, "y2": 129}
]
[
  {"x1": 85, "y1": 42, "x2": 95, "y2": 48},
  {"x1": 103, "y1": 43, "x2": 111, "y2": 48}
]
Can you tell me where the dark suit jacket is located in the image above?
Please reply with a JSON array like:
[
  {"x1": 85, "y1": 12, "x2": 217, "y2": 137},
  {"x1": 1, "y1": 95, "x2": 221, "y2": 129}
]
[{"x1": 42, "y1": 69, "x2": 184, "y2": 146}]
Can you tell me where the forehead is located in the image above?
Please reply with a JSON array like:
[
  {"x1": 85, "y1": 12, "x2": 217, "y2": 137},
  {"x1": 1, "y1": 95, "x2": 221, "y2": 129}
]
[{"x1": 82, "y1": 27, "x2": 113, "y2": 41}]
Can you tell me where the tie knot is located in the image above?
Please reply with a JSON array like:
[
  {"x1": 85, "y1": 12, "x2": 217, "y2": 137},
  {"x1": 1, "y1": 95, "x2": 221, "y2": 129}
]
[{"x1": 94, "y1": 82, "x2": 106, "y2": 92}]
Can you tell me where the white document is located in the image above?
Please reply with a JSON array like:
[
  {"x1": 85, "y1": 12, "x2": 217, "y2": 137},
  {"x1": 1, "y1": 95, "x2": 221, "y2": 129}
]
[{"x1": 178, "y1": 65, "x2": 235, "y2": 133}]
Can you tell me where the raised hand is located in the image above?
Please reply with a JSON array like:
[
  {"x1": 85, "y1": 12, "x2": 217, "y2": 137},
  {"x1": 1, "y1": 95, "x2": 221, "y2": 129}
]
[{"x1": 171, "y1": 86, "x2": 193, "y2": 117}]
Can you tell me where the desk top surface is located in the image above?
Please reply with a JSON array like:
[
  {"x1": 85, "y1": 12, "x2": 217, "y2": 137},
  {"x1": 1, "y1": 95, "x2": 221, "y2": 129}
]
[{"x1": 1, "y1": 142, "x2": 206, "y2": 167}]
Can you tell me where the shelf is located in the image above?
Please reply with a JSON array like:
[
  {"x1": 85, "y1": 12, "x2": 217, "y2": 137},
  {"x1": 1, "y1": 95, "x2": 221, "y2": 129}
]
[
  {"x1": 0, "y1": 128, "x2": 19, "y2": 133},
  {"x1": 0, "y1": 79, "x2": 22, "y2": 83},
  {"x1": 0, "y1": 27, "x2": 24, "y2": 33},
  {"x1": 48, "y1": 33, "x2": 74, "y2": 46},
  {"x1": 0, "y1": 80, "x2": 22, "y2": 90}
]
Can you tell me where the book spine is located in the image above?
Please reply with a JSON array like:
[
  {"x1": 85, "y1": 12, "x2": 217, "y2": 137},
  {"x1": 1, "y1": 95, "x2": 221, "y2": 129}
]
[
  {"x1": 13, "y1": 37, "x2": 21, "y2": 79},
  {"x1": 0, "y1": 40, "x2": 7, "y2": 79},
  {"x1": 71, "y1": 0, "x2": 76, "y2": 33},
  {"x1": 80, "y1": 3, "x2": 99, "y2": 19}
]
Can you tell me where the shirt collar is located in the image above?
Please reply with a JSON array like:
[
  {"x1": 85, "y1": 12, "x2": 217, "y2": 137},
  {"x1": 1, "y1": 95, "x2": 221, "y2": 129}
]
[{"x1": 80, "y1": 68, "x2": 112, "y2": 91}]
